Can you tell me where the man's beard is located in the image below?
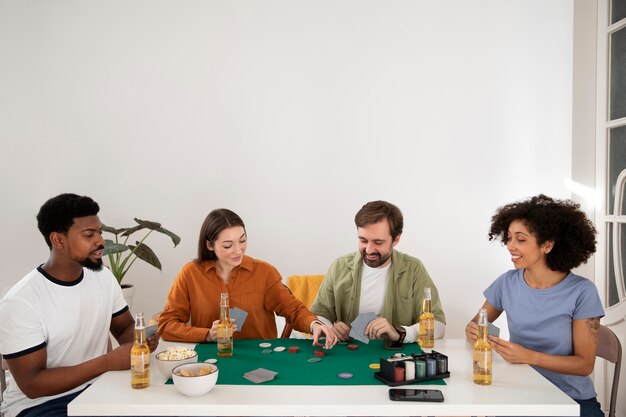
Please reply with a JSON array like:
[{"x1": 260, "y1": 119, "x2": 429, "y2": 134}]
[
  {"x1": 78, "y1": 256, "x2": 104, "y2": 271},
  {"x1": 361, "y1": 250, "x2": 392, "y2": 268}
]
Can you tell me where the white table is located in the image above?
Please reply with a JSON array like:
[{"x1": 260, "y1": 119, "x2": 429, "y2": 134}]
[{"x1": 68, "y1": 339, "x2": 579, "y2": 416}]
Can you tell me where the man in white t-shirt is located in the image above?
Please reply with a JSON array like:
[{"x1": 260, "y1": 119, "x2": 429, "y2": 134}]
[
  {"x1": 310, "y1": 200, "x2": 446, "y2": 344},
  {"x1": 0, "y1": 193, "x2": 159, "y2": 417}
]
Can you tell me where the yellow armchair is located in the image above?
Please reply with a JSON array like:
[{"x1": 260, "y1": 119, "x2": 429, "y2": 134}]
[{"x1": 280, "y1": 274, "x2": 324, "y2": 338}]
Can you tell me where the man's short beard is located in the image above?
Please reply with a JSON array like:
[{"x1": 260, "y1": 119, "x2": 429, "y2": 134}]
[
  {"x1": 79, "y1": 257, "x2": 103, "y2": 271},
  {"x1": 361, "y1": 250, "x2": 392, "y2": 268}
]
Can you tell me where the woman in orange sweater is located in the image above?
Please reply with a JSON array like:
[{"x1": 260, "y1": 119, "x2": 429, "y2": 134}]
[{"x1": 158, "y1": 208, "x2": 336, "y2": 349}]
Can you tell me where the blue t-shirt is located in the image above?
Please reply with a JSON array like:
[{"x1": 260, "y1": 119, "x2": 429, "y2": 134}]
[{"x1": 484, "y1": 269, "x2": 605, "y2": 400}]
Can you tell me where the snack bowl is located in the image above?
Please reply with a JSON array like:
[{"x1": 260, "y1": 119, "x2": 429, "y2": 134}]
[
  {"x1": 172, "y1": 363, "x2": 219, "y2": 396},
  {"x1": 154, "y1": 348, "x2": 198, "y2": 378}
]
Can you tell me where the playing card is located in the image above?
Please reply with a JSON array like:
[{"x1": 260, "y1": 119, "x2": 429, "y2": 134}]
[
  {"x1": 243, "y1": 368, "x2": 278, "y2": 383},
  {"x1": 230, "y1": 307, "x2": 248, "y2": 331},
  {"x1": 146, "y1": 324, "x2": 158, "y2": 337},
  {"x1": 349, "y1": 327, "x2": 368, "y2": 344},
  {"x1": 488, "y1": 322, "x2": 500, "y2": 337},
  {"x1": 251, "y1": 368, "x2": 277, "y2": 379},
  {"x1": 349, "y1": 312, "x2": 377, "y2": 344},
  {"x1": 361, "y1": 312, "x2": 377, "y2": 326},
  {"x1": 243, "y1": 373, "x2": 265, "y2": 383},
  {"x1": 349, "y1": 318, "x2": 368, "y2": 343}
]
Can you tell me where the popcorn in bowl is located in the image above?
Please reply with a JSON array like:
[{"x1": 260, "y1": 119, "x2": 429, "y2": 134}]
[
  {"x1": 156, "y1": 347, "x2": 197, "y2": 361},
  {"x1": 155, "y1": 347, "x2": 198, "y2": 378}
]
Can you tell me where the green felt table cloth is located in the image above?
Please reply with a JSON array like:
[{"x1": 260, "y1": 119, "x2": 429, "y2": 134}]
[{"x1": 166, "y1": 338, "x2": 446, "y2": 386}]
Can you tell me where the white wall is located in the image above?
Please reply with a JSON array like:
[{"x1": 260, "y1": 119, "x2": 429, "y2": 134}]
[
  {"x1": 571, "y1": 0, "x2": 598, "y2": 289},
  {"x1": 0, "y1": 0, "x2": 574, "y2": 338}
]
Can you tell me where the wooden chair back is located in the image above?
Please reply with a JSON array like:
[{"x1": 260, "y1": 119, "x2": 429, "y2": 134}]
[{"x1": 597, "y1": 325, "x2": 622, "y2": 417}]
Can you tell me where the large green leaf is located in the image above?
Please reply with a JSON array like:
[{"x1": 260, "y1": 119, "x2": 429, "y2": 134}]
[
  {"x1": 157, "y1": 227, "x2": 181, "y2": 247},
  {"x1": 102, "y1": 225, "x2": 125, "y2": 235},
  {"x1": 134, "y1": 218, "x2": 162, "y2": 230},
  {"x1": 129, "y1": 243, "x2": 162, "y2": 270},
  {"x1": 120, "y1": 225, "x2": 145, "y2": 237},
  {"x1": 101, "y1": 219, "x2": 180, "y2": 283},
  {"x1": 103, "y1": 240, "x2": 130, "y2": 255}
]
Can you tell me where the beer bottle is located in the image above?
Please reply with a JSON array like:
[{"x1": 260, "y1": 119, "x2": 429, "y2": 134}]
[
  {"x1": 217, "y1": 292, "x2": 233, "y2": 357},
  {"x1": 131, "y1": 311, "x2": 150, "y2": 389},
  {"x1": 473, "y1": 308, "x2": 492, "y2": 385},
  {"x1": 418, "y1": 287, "x2": 435, "y2": 348}
]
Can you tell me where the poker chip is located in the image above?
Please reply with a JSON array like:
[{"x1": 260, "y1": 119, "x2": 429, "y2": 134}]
[
  {"x1": 288, "y1": 346, "x2": 300, "y2": 353},
  {"x1": 204, "y1": 358, "x2": 218, "y2": 364},
  {"x1": 347, "y1": 344, "x2": 359, "y2": 350},
  {"x1": 313, "y1": 350, "x2": 326, "y2": 357},
  {"x1": 259, "y1": 342, "x2": 272, "y2": 348},
  {"x1": 307, "y1": 357, "x2": 322, "y2": 363},
  {"x1": 261, "y1": 349, "x2": 273, "y2": 355},
  {"x1": 338, "y1": 372, "x2": 353, "y2": 379},
  {"x1": 273, "y1": 346, "x2": 286, "y2": 352},
  {"x1": 368, "y1": 363, "x2": 380, "y2": 369},
  {"x1": 394, "y1": 366, "x2": 405, "y2": 382}
]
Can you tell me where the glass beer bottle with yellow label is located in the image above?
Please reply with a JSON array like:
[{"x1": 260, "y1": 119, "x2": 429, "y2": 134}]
[
  {"x1": 131, "y1": 311, "x2": 150, "y2": 389},
  {"x1": 418, "y1": 287, "x2": 434, "y2": 348},
  {"x1": 473, "y1": 308, "x2": 492, "y2": 385},
  {"x1": 217, "y1": 292, "x2": 233, "y2": 357}
]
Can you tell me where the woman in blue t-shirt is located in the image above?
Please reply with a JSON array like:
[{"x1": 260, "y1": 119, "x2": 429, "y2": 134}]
[{"x1": 465, "y1": 194, "x2": 605, "y2": 417}]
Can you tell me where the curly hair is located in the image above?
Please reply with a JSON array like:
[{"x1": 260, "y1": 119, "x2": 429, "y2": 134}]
[
  {"x1": 36, "y1": 193, "x2": 100, "y2": 249},
  {"x1": 489, "y1": 194, "x2": 596, "y2": 272}
]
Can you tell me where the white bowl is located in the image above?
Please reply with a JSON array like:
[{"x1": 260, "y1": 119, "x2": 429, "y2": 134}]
[
  {"x1": 172, "y1": 363, "x2": 219, "y2": 397},
  {"x1": 154, "y1": 350, "x2": 198, "y2": 378}
]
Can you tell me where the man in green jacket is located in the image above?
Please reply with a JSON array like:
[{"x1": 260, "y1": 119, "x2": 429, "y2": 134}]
[{"x1": 310, "y1": 200, "x2": 446, "y2": 344}]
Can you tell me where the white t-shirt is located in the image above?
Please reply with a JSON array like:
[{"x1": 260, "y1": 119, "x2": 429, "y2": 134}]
[
  {"x1": 0, "y1": 266, "x2": 127, "y2": 417},
  {"x1": 358, "y1": 262, "x2": 390, "y2": 314}
]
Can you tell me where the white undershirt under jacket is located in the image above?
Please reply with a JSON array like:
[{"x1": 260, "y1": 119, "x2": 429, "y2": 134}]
[{"x1": 358, "y1": 262, "x2": 391, "y2": 314}]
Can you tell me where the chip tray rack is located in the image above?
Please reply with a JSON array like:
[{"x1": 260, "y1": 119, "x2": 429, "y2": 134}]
[{"x1": 374, "y1": 350, "x2": 450, "y2": 386}]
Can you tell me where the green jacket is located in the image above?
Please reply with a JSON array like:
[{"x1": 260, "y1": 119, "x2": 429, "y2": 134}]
[{"x1": 310, "y1": 249, "x2": 446, "y2": 326}]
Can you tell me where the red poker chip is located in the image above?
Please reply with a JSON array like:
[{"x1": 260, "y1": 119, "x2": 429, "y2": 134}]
[
  {"x1": 288, "y1": 346, "x2": 300, "y2": 353},
  {"x1": 347, "y1": 344, "x2": 359, "y2": 350},
  {"x1": 394, "y1": 366, "x2": 405, "y2": 382},
  {"x1": 314, "y1": 349, "x2": 326, "y2": 357}
]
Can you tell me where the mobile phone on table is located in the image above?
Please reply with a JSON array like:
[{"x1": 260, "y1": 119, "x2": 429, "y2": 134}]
[{"x1": 388, "y1": 388, "x2": 444, "y2": 402}]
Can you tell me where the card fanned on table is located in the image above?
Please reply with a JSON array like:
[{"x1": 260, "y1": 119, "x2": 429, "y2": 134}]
[
  {"x1": 243, "y1": 368, "x2": 278, "y2": 384},
  {"x1": 349, "y1": 312, "x2": 377, "y2": 344}
]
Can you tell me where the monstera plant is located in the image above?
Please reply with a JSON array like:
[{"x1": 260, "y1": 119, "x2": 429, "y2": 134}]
[{"x1": 103, "y1": 218, "x2": 181, "y2": 285}]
